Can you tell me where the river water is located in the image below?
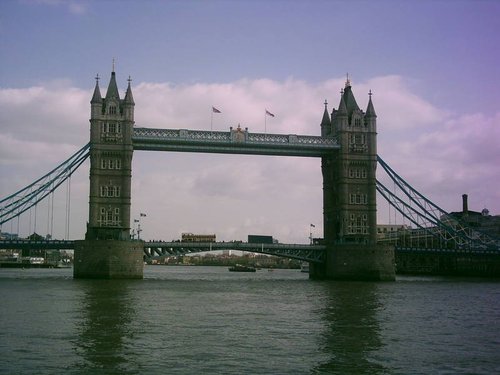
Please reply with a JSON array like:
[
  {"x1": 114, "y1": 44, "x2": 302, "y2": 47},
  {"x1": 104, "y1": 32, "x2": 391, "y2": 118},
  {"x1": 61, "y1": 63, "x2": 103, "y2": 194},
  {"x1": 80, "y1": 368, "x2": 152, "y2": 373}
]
[{"x1": 0, "y1": 266, "x2": 499, "y2": 374}]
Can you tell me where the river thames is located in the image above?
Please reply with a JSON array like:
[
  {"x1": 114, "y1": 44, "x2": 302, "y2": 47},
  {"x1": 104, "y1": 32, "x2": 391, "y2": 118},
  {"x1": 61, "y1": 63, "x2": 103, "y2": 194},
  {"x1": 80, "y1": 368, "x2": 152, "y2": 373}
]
[{"x1": 0, "y1": 266, "x2": 498, "y2": 374}]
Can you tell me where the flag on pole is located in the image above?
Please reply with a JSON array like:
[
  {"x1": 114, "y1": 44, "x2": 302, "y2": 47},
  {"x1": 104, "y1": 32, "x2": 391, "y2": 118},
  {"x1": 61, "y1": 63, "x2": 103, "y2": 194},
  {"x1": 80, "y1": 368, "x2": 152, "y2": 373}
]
[
  {"x1": 140, "y1": 213, "x2": 147, "y2": 217},
  {"x1": 310, "y1": 224, "x2": 315, "y2": 228},
  {"x1": 265, "y1": 109, "x2": 275, "y2": 117},
  {"x1": 212, "y1": 106, "x2": 221, "y2": 113}
]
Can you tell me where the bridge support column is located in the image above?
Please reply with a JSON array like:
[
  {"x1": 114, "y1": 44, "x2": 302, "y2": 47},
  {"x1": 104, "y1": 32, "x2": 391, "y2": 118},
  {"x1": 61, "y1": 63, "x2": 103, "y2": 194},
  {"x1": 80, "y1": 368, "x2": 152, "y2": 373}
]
[
  {"x1": 74, "y1": 240, "x2": 144, "y2": 279},
  {"x1": 310, "y1": 244, "x2": 395, "y2": 281}
]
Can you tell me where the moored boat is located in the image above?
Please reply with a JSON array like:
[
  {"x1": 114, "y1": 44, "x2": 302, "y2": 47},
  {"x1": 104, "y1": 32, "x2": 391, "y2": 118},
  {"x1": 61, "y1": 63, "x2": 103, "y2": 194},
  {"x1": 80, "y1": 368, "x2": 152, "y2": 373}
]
[
  {"x1": 229, "y1": 264, "x2": 256, "y2": 272},
  {"x1": 300, "y1": 262, "x2": 309, "y2": 273}
]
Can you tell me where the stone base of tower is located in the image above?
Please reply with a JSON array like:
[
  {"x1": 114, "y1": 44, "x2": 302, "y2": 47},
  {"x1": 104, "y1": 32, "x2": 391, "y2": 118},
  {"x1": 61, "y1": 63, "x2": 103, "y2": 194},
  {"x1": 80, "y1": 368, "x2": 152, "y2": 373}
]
[
  {"x1": 73, "y1": 240, "x2": 144, "y2": 279},
  {"x1": 310, "y1": 244, "x2": 395, "y2": 281}
]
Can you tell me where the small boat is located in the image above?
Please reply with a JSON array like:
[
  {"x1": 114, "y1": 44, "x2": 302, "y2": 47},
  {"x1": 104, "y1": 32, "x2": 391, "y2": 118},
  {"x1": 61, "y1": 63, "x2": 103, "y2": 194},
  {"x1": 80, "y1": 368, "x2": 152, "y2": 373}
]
[
  {"x1": 300, "y1": 262, "x2": 310, "y2": 273},
  {"x1": 229, "y1": 264, "x2": 256, "y2": 272}
]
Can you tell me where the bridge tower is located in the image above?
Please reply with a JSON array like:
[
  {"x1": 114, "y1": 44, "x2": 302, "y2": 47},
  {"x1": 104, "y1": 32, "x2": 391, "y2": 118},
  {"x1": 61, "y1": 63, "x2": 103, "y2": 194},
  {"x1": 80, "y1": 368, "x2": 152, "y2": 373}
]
[
  {"x1": 312, "y1": 79, "x2": 395, "y2": 280},
  {"x1": 74, "y1": 69, "x2": 143, "y2": 279}
]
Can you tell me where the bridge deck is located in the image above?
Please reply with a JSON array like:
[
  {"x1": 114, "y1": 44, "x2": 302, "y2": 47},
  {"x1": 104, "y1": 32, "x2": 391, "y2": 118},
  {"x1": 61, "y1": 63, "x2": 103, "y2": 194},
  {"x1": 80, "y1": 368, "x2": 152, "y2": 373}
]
[
  {"x1": 1, "y1": 239, "x2": 496, "y2": 258},
  {"x1": 0, "y1": 239, "x2": 76, "y2": 250},
  {"x1": 132, "y1": 127, "x2": 339, "y2": 157}
]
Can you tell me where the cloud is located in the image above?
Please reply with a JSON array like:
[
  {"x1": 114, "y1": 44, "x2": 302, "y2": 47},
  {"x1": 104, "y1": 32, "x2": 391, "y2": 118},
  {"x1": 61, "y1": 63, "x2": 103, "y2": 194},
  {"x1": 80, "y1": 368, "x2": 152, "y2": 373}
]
[
  {"x1": 1, "y1": 75, "x2": 498, "y2": 242},
  {"x1": 379, "y1": 111, "x2": 500, "y2": 215},
  {"x1": 23, "y1": 0, "x2": 87, "y2": 15}
]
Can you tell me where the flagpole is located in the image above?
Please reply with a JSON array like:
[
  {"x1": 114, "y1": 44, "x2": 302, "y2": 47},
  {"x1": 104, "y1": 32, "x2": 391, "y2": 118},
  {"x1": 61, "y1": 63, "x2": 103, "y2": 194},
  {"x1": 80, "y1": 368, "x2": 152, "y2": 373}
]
[
  {"x1": 264, "y1": 110, "x2": 267, "y2": 140},
  {"x1": 211, "y1": 107, "x2": 213, "y2": 132}
]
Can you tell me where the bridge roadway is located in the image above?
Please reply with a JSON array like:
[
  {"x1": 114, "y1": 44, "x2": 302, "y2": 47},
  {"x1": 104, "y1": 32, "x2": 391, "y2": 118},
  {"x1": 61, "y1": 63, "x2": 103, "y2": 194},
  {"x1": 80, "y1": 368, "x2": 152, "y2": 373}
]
[
  {"x1": 1, "y1": 239, "x2": 497, "y2": 259},
  {"x1": 0, "y1": 239, "x2": 75, "y2": 250},
  {"x1": 0, "y1": 239, "x2": 326, "y2": 263},
  {"x1": 132, "y1": 127, "x2": 339, "y2": 157}
]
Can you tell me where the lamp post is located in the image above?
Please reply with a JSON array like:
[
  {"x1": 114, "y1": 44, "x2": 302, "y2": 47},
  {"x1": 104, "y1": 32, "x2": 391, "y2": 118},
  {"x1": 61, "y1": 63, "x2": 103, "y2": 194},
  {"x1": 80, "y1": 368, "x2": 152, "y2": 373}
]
[
  {"x1": 137, "y1": 223, "x2": 142, "y2": 240},
  {"x1": 132, "y1": 218, "x2": 139, "y2": 240},
  {"x1": 137, "y1": 213, "x2": 147, "y2": 240},
  {"x1": 309, "y1": 224, "x2": 315, "y2": 245}
]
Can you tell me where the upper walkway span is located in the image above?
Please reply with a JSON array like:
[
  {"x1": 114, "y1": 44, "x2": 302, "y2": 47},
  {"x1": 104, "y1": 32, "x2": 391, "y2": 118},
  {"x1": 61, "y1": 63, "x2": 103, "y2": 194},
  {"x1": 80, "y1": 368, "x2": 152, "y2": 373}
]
[{"x1": 132, "y1": 127, "x2": 339, "y2": 157}]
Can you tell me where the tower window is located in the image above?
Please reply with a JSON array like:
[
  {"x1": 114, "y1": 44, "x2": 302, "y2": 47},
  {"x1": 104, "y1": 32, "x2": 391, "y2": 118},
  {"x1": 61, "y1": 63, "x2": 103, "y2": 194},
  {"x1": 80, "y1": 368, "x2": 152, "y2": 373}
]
[
  {"x1": 98, "y1": 207, "x2": 121, "y2": 227},
  {"x1": 100, "y1": 158, "x2": 122, "y2": 169},
  {"x1": 347, "y1": 213, "x2": 369, "y2": 235},
  {"x1": 100, "y1": 184, "x2": 121, "y2": 197},
  {"x1": 348, "y1": 168, "x2": 368, "y2": 179},
  {"x1": 349, "y1": 193, "x2": 368, "y2": 204},
  {"x1": 109, "y1": 106, "x2": 117, "y2": 115}
]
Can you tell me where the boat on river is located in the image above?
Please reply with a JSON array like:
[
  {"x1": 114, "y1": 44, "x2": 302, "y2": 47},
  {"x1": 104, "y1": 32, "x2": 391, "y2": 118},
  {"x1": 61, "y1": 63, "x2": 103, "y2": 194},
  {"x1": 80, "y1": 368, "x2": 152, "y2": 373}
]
[{"x1": 228, "y1": 264, "x2": 256, "y2": 272}]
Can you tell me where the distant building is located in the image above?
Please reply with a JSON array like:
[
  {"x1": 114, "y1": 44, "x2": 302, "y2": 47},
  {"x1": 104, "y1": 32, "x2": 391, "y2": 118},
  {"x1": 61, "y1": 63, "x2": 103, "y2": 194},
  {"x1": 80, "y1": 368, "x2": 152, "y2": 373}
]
[
  {"x1": 0, "y1": 232, "x2": 19, "y2": 240},
  {"x1": 444, "y1": 194, "x2": 500, "y2": 238},
  {"x1": 377, "y1": 224, "x2": 410, "y2": 240}
]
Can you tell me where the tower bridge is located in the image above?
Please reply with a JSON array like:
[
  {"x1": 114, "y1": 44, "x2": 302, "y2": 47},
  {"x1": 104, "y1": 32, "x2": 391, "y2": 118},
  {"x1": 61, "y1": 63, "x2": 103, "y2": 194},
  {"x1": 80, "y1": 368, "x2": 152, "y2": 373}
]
[
  {"x1": 5, "y1": 69, "x2": 496, "y2": 279},
  {"x1": 69, "y1": 69, "x2": 395, "y2": 280}
]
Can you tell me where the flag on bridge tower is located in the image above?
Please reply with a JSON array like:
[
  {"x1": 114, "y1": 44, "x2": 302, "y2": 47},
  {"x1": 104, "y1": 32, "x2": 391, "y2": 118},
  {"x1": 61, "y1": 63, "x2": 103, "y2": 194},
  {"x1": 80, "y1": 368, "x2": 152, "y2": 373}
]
[
  {"x1": 211, "y1": 106, "x2": 222, "y2": 131},
  {"x1": 264, "y1": 109, "x2": 275, "y2": 137}
]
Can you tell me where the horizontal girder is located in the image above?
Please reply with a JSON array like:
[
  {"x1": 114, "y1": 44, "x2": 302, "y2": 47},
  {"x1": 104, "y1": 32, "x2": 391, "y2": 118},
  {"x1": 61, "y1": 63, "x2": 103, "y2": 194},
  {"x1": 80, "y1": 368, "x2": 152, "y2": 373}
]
[{"x1": 132, "y1": 127, "x2": 339, "y2": 157}]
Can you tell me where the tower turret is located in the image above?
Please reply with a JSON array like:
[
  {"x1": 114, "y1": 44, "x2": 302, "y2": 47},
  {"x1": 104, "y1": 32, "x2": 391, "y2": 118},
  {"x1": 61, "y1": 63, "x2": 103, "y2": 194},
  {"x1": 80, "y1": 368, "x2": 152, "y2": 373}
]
[
  {"x1": 333, "y1": 88, "x2": 348, "y2": 134},
  {"x1": 320, "y1": 100, "x2": 331, "y2": 137},
  {"x1": 123, "y1": 77, "x2": 135, "y2": 120},
  {"x1": 90, "y1": 75, "x2": 102, "y2": 118},
  {"x1": 105, "y1": 70, "x2": 120, "y2": 100}
]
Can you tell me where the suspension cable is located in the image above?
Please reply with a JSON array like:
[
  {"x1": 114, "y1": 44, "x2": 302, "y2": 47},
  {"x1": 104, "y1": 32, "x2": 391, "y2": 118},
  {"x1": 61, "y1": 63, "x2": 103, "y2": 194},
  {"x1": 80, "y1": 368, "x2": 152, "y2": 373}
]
[{"x1": 0, "y1": 143, "x2": 89, "y2": 226}]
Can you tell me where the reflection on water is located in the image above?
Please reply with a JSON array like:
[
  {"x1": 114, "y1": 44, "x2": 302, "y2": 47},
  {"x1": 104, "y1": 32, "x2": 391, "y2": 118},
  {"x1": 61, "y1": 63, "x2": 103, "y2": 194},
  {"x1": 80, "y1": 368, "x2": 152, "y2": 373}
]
[
  {"x1": 313, "y1": 282, "x2": 386, "y2": 374},
  {"x1": 73, "y1": 280, "x2": 138, "y2": 375},
  {"x1": 2, "y1": 268, "x2": 497, "y2": 374}
]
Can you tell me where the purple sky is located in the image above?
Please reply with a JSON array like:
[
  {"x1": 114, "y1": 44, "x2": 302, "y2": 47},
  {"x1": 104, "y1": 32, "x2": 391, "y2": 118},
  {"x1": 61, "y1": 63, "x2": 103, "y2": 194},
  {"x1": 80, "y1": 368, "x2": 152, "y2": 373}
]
[{"x1": 1, "y1": 0, "x2": 499, "y2": 242}]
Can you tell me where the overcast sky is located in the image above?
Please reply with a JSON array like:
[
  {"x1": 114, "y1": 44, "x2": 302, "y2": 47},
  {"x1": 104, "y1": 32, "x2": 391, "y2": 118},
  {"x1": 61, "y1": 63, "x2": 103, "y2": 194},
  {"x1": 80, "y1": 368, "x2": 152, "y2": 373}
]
[{"x1": 1, "y1": 0, "x2": 499, "y2": 243}]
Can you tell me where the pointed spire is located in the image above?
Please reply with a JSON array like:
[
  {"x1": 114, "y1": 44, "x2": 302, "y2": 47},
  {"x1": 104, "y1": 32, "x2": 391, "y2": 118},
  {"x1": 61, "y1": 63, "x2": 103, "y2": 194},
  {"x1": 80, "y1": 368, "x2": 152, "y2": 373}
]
[
  {"x1": 105, "y1": 70, "x2": 120, "y2": 100},
  {"x1": 343, "y1": 84, "x2": 360, "y2": 115},
  {"x1": 321, "y1": 99, "x2": 331, "y2": 126},
  {"x1": 91, "y1": 74, "x2": 102, "y2": 104},
  {"x1": 337, "y1": 88, "x2": 348, "y2": 116},
  {"x1": 124, "y1": 75, "x2": 135, "y2": 105},
  {"x1": 366, "y1": 90, "x2": 377, "y2": 118}
]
